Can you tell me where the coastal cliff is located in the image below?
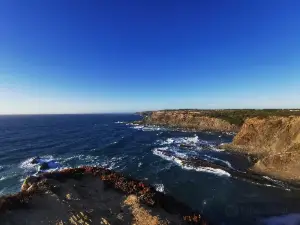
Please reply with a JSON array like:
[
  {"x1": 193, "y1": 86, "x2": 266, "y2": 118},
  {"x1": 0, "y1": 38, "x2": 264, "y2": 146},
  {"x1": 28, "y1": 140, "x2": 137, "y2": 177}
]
[
  {"x1": 228, "y1": 116, "x2": 300, "y2": 181},
  {"x1": 139, "y1": 110, "x2": 240, "y2": 132}
]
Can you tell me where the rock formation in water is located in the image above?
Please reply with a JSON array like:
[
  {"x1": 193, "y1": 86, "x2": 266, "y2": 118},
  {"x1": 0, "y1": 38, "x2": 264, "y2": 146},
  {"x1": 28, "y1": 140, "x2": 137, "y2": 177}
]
[{"x1": 0, "y1": 167, "x2": 210, "y2": 225}]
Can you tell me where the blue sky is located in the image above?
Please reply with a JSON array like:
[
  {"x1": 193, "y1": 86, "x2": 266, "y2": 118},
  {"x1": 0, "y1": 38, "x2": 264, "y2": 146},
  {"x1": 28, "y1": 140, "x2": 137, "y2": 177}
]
[{"x1": 1, "y1": 0, "x2": 300, "y2": 114}]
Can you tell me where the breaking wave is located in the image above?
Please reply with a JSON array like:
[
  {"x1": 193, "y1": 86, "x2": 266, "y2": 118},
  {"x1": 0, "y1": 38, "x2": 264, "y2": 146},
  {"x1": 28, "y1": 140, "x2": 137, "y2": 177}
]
[
  {"x1": 204, "y1": 155, "x2": 233, "y2": 169},
  {"x1": 153, "y1": 148, "x2": 231, "y2": 177},
  {"x1": 114, "y1": 121, "x2": 126, "y2": 124},
  {"x1": 130, "y1": 124, "x2": 168, "y2": 132},
  {"x1": 153, "y1": 183, "x2": 165, "y2": 193},
  {"x1": 156, "y1": 135, "x2": 224, "y2": 152},
  {"x1": 20, "y1": 155, "x2": 56, "y2": 171}
]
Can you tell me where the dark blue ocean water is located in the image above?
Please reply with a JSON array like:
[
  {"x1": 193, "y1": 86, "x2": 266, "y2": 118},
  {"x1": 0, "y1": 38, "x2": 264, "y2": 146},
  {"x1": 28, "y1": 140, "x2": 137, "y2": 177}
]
[{"x1": 0, "y1": 114, "x2": 300, "y2": 225}]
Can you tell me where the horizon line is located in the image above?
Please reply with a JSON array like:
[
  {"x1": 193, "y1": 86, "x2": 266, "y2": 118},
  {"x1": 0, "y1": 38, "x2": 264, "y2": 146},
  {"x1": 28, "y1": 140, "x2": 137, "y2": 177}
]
[{"x1": 0, "y1": 108, "x2": 300, "y2": 116}]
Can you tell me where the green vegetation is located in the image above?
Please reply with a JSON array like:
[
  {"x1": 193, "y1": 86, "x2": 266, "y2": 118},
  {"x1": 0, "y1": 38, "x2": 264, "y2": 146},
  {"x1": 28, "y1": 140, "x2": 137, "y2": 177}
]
[
  {"x1": 192, "y1": 109, "x2": 300, "y2": 126},
  {"x1": 148, "y1": 109, "x2": 300, "y2": 126}
]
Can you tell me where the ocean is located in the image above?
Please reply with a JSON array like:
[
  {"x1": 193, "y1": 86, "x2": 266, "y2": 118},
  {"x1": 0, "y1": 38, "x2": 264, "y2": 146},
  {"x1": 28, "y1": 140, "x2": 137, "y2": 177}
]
[{"x1": 0, "y1": 114, "x2": 299, "y2": 225}]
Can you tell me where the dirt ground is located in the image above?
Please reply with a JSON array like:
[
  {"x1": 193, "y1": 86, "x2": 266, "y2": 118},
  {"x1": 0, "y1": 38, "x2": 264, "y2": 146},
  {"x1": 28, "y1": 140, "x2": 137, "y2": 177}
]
[
  {"x1": 1, "y1": 176, "x2": 183, "y2": 225},
  {"x1": 0, "y1": 167, "x2": 207, "y2": 225}
]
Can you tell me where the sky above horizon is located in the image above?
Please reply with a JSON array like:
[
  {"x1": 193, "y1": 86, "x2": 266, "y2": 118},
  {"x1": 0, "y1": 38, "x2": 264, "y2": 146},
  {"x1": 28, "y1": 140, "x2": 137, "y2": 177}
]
[{"x1": 1, "y1": 0, "x2": 300, "y2": 114}]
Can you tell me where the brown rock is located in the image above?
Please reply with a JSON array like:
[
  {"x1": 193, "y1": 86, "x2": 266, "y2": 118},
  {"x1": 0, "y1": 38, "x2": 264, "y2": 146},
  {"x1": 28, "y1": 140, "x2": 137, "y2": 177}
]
[
  {"x1": 21, "y1": 176, "x2": 38, "y2": 192},
  {"x1": 229, "y1": 116, "x2": 300, "y2": 181},
  {"x1": 142, "y1": 110, "x2": 239, "y2": 132}
]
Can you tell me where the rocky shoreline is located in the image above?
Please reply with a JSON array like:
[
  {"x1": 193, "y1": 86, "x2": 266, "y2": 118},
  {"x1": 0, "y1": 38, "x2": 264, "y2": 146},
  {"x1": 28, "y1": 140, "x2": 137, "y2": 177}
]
[
  {"x1": 137, "y1": 110, "x2": 300, "y2": 182},
  {"x1": 0, "y1": 167, "x2": 210, "y2": 225}
]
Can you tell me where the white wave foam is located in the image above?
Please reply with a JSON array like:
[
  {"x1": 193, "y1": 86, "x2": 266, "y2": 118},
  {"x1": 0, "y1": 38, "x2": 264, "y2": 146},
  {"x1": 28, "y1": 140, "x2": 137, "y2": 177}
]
[
  {"x1": 62, "y1": 154, "x2": 100, "y2": 164},
  {"x1": 138, "y1": 162, "x2": 143, "y2": 167},
  {"x1": 182, "y1": 164, "x2": 231, "y2": 177},
  {"x1": 61, "y1": 154, "x2": 127, "y2": 171},
  {"x1": 0, "y1": 176, "x2": 7, "y2": 181},
  {"x1": 153, "y1": 148, "x2": 230, "y2": 177},
  {"x1": 0, "y1": 187, "x2": 7, "y2": 195},
  {"x1": 262, "y1": 176, "x2": 291, "y2": 191},
  {"x1": 130, "y1": 124, "x2": 167, "y2": 132},
  {"x1": 208, "y1": 144, "x2": 224, "y2": 152},
  {"x1": 224, "y1": 131, "x2": 236, "y2": 136},
  {"x1": 263, "y1": 176, "x2": 284, "y2": 184},
  {"x1": 204, "y1": 155, "x2": 233, "y2": 168},
  {"x1": 154, "y1": 183, "x2": 165, "y2": 193},
  {"x1": 170, "y1": 135, "x2": 199, "y2": 145},
  {"x1": 99, "y1": 155, "x2": 127, "y2": 170},
  {"x1": 114, "y1": 121, "x2": 126, "y2": 124},
  {"x1": 260, "y1": 213, "x2": 300, "y2": 225},
  {"x1": 20, "y1": 155, "x2": 55, "y2": 170},
  {"x1": 157, "y1": 135, "x2": 224, "y2": 152}
]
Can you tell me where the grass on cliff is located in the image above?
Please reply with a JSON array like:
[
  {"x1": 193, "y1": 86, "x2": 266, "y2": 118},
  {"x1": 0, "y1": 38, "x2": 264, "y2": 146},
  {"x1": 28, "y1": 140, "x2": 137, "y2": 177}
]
[{"x1": 155, "y1": 109, "x2": 300, "y2": 126}]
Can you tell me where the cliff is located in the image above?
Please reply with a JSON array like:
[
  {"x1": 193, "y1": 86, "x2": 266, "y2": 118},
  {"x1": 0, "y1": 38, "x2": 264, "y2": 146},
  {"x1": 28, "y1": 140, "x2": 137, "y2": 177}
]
[
  {"x1": 140, "y1": 110, "x2": 240, "y2": 132},
  {"x1": 138, "y1": 109, "x2": 300, "y2": 133},
  {"x1": 138, "y1": 109, "x2": 300, "y2": 181},
  {"x1": 227, "y1": 116, "x2": 300, "y2": 181},
  {"x1": 0, "y1": 167, "x2": 210, "y2": 225}
]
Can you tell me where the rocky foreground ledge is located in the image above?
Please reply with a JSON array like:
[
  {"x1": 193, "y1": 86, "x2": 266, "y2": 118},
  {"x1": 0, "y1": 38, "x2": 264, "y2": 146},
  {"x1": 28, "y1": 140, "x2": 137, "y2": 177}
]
[{"x1": 0, "y1": 167, "x2": 210, "y2": 225}]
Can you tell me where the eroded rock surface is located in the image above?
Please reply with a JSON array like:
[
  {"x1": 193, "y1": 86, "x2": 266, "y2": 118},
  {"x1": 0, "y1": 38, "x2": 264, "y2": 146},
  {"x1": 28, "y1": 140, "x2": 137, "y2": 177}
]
[
  {"x1": 0, "y1": 167, "x2": 210, "y2": 225},
  {"x1": 139, "y1": 110, "x2": 239, "y2": 132},
  {"x1": 226, "y1": 116, "x2": 300, "y2": 181}
]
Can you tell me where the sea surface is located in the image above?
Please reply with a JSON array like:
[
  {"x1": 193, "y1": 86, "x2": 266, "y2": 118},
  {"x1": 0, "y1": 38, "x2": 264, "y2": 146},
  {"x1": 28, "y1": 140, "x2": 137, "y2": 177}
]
[{"x1": 0, "y1": 114, "x2": 300, "y2": 225}]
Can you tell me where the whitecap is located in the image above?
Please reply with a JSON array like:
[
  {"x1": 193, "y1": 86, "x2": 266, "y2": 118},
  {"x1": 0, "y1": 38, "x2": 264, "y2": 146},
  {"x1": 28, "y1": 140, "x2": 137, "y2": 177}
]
[
  {"x1": 182, "y1": 164, "x2": 231, "y2": 177},
  {"x1": 204, "y1": 155, "x2": 233, "y2": 169},
  {"x1": 0, "y1": 176, "x2": 7, "y2": 181},
  {"x1": 208, "y1": 144, "x2": 225, "y2": 152},
  {"x1": 153, "y1": 183, "x2": 165, "y2": 193},
  {"x1": 114, "y1": 121, "x2": 126, "y2": 124},
  {"x1": 99, "y1": 155, "x2": 127, "y2": 170},
  {"x1": 262, "y1": 176, "x2": 290, "y2": 191},
  {"x1": 156, "y1": 135, "x2": 227, "y2": 154},
  {"x1": 152, "y1": 148, "x2": 230, "y2": 177},
  {"x1": 20, "y1": 155, "x2": 55, "y2": 170},
  {"x1": 61, "y1": 154, "x2": 100, "y2": 164},
  {"x1": 130, "y1": 124, "x2": 167, "y2": 132}
]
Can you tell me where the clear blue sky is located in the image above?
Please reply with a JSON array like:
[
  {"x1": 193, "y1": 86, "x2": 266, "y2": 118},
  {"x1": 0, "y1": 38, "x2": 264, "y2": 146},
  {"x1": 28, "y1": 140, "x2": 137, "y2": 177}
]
[{"x1": 1, "y1": 0, "x2": 300, "y2": 114}]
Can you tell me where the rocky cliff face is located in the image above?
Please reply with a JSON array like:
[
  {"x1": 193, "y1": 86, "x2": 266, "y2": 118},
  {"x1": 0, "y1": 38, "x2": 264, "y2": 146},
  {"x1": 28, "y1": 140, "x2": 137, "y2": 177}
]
[
  {"x1": 230, "y1": 116, "x2": 300, "y2": 181},
  {"x1": 232, "y1": 116, "x2": 300, "y2": 153},
  {"x1": 142, "y1": 110, "x2": 240, "y2": 132}
]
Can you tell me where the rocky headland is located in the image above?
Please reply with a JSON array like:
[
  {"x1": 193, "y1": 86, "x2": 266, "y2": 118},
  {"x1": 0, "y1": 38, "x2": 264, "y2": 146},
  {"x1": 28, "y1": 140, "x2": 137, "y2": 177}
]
[
  {"x1": 225, "y1": 116, "x2": 300, "y2": 181},
  {"x1": 0, "y1": 167, "x2": 210, "y2": 225},
  {"x1": 137, "y1": 109, "x2": 300, "y2": 182}
]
